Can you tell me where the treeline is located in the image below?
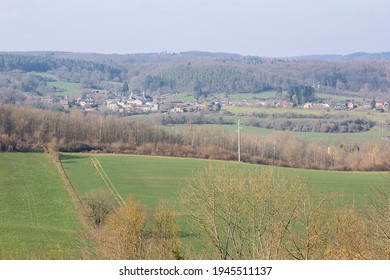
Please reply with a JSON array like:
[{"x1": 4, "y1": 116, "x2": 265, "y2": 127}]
[
  {"x1": 246, "y1": 116, "x2": 374, "y2": 133},
  {"x1": 1, "y1": 105, "x2": 389, "y2": 171},
  {"x1": 160, "y1": 113, "x2": 235, "y2": 126},
  {"x1": 158, "y1": 112, "x2": 374, "y2": 133}
]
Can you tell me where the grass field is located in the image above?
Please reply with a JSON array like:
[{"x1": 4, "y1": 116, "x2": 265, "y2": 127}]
[
  {"x1": 48, "y1": 81, "x2": 83, "y2": 97},
  {"x1": 35, "y1": 72, "x2": 83, "y2": 97},
  {"x1": 1, "y1": 152, "x2": 387, "y2": 258},
  {"x1": 316, "y1": 92, "x2": 364, "y2": 102},
  {"x1": 0, "y1": 153, "x2": 83, "y2": 259},
  {"x1": 61, "y1": 153, "x2": 387, "y2": 211},
  {"x1": 227, "y1": 91, "x2": 280, "y2": 100}
]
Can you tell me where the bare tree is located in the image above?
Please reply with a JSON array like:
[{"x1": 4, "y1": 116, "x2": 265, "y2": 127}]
[
  {"x1": 93, "y1": 196, "x2": 181, "y2": 260},
  {"x1": 284, "y1": 190, "x2": 336, "y2": 260},
  {"x1": 181, "y1": 166, "x2": 308, "y2": 259},
  {"x1": 365, "y1": 184, "x2": 390, "y2": 259},
  {"x1": 83, "y1": 190, "x2": 116, "y2": 227}
]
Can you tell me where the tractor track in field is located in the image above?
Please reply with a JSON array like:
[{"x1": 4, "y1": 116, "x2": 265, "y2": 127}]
[{"x1": 90, "y1": 157, "x2": 126, "y2": 207}]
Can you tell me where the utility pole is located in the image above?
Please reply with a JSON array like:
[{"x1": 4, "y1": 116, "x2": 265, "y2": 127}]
[
  {"x1": 379, "y1": 122, "x2": 384, "y2": 138},
  {"x1": 237, "y1": 119, "x2": 241, "y2": 162}
]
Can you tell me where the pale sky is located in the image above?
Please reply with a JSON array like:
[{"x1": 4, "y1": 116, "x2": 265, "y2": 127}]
[{"x1": 0, "y1": 0, "x2": 389, "y2": 57}]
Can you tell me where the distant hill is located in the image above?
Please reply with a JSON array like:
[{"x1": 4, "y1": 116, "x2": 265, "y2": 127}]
[
  {"x1": 290, "y1": 52, "x2": 390, "y2": 61},
  {"x1": 1, "y1": 50, "x2": 390, "y2": 98},
  {"x1": 2, "y1": 50, "x2": 390, "y2": 62}
]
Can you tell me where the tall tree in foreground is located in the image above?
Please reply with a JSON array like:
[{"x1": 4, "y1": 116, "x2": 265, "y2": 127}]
[
  {"x1": 181, "y1": 166, "x2": 309, "y2": 259},
  {"x1": 365, "y1": 184, "x2": 390, "y2": 259},
  {"x1": 181, "y1": 166, "x2": 381, "y2": 260}
]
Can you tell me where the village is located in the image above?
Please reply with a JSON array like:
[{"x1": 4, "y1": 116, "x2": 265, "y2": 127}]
[{"x1": 38, "y1": 89, "x2": 390, "y2": 114}]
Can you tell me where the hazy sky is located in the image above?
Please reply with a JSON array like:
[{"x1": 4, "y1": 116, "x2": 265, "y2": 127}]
[{"x1": 0, "y1": 0, "x2": 389, "y2": 57}]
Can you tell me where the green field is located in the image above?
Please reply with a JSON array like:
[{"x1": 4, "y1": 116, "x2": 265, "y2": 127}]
[
  {"x1": 316, "y1": 92, "x2": 364, "y2": 102},
  {"x1": 48, "y1": 81, "x2": 83, "y2": 97},
  {"x1": 61, "y1": 153, "x2": 387, "y2": 210},
  {"x1": 0, "y1": 153, "x2": 83, "y2": 259},
  {"x1": 35, "y1": 72, "x2": 83, "y2": 97},
  {"x1": 227, "y1": 90, "x2": 281, "y2": 100},
  {"x1": 1, "y1": 152, "x2": 387, "y2": 258}
]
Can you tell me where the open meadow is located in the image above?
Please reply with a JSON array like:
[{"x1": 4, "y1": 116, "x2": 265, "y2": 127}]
[
  {"x1": 61, "y1": 153, "x2": 387, "y2": 210},
  {"x1": 0, "y1": 153, "x2": 83, "y2": 259},
  {"x1": 0, "y1": 152, "x2": 387, "y2": 259},
  {"x1": 61, "y1": 153, "x2": 389, "y2": 257}
]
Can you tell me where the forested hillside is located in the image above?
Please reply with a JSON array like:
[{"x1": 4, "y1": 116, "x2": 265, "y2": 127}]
[{"x1": 0, "y1": 51, "x2": 389, "y2": 101}]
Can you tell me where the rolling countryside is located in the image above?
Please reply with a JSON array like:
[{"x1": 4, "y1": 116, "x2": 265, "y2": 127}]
[{"x1": 1, "y1": 50, "x2": 390, "y2": 260}]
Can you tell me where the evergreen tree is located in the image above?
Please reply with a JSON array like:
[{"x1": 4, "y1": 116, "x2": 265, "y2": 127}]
[{"x1": 122, "y1": 81, "x2": 129, "y2": 93}]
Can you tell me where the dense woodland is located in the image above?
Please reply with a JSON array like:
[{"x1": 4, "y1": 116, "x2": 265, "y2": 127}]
[{"x1": 1, "y1": 104, "x2": 389, "y2": 171}]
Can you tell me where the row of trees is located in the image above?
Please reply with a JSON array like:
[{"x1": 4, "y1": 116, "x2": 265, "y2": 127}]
[
  {"x1": 158, "y1": 112, "x2": 374, "y2": 133},
  {"x1": 0, "y1": 105, "x2": 388, "y2": 171},
  {"x1": 246, "y1": 116, "x2": 374, "y2": 133}
]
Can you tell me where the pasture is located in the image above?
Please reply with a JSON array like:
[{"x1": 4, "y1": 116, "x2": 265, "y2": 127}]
[
  {"x1": 0, "y1": 153, "x2": 83, "y2": 259},
  {"x1": 227, "y1": 90, "x2": 280, "y2": 100},
  {"x1": 35, "y1": 72, "x2": 83, "y2": 97},
  {"x1": 61, "y1": 153, "x2": 387, "y2": 211},
  {"x1": 316, "y1": 92, "x2": 364, "y2": 102},
  {"x1": 1, "y1": 152, "x2": 387, "y2": 259},
  {"x1": 48, "y1": 81, "x2": 83, "y2": 97}
]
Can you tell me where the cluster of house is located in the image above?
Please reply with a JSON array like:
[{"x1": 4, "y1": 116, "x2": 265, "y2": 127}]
[
  {"x1": 302, "y1": 100, "x2": 389, "y2": 111},
  {"x1": 105, "y1": 92, "x2": 159, "y2": 113},
  {"x1": 104, "y1": 92, "x2": 223, "y2": 114},
  {"x1": 38, "y1": 90, "x2": 389, "y2": 114},
  {"x1": 230, "y1": 98, "x2": 390, "y2": 111}
]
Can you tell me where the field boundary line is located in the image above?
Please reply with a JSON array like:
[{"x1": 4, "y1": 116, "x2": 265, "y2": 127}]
[
  {"x1": 91, "y1": 157, "x2": 125, "y2": 207},
  {"x1": 50, "y1": 153, "x2": 89, "y2": 229}
]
